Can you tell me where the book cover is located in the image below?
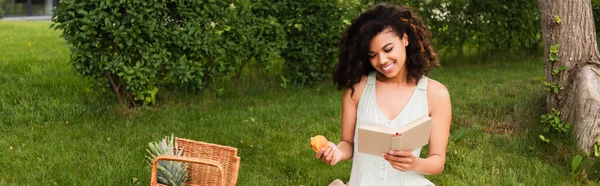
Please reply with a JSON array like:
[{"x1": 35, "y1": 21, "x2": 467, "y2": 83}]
[{"x1": 357, "y1": 116, "x2": 432, "y2": 156}]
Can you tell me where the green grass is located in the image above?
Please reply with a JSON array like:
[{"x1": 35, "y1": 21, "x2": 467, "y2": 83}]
[{"x1": 1, "y1": 21, "x2": 599, "y2": 185}]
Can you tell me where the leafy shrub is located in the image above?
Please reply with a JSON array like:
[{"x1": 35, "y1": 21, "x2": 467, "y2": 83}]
[
  {"x1": 51, "y1": 0, "x2": 273, "y2": 106},
  {"x1": 0, "y1": 0, "x2": 7, "y2": 18},
  {"x1": 52, "y1": 0, "x2": 364, "y2": 105},
  {"x1": 287, "y1": 1, "x2": 362, "y2": 85},
  {"x1": 461, "y1": 0, "x2": 541, "y2": 53},
  {"x1": 361, "y1": 0, "x2": 541, "y2": 55},
  {"x1": 50, "y1": 0, "x2": 551, "y2": 106},
  {"x1": 254, "y1": 0, "x2": 362, "y2": 85}
]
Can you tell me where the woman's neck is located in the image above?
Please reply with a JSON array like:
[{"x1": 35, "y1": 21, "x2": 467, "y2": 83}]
[{"x1": 376, "y1": 71, "x2": 413, "y2": 86}]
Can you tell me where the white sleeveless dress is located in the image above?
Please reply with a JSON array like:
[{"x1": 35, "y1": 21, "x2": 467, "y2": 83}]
[{"x1": 347, "y1": 71, "x2": 434, "y2": 186}]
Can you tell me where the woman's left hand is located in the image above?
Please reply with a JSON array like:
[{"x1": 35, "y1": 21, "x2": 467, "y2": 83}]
[{"x1": 382, "y1": 150, "x2": 419, "y2": 172}]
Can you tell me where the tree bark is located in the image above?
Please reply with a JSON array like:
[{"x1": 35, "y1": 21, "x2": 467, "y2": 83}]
[
  {"x1": 106, "y1": 71, "x2": 124, "y2": 105},
  {"x1": 539, "y1": 0, "x2": 600, "y2": 152}
]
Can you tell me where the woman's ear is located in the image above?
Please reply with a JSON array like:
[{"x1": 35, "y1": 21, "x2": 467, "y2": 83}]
[{"x1": 403, "y1": 34, "x2": 409, "y2": 46}]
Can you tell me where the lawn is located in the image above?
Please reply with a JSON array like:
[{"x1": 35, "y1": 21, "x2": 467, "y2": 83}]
[{"x1": 1, "y1": 21, "x2": 598, "y2": 185}]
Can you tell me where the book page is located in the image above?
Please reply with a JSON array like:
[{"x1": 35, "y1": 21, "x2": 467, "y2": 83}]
[
  {"x1": 394, "y1": 116, "x2": 432, "y2": 151},
  {"x1": 357, "y1": 124, "x2": 394, "y2": 156},
  {"x1": 357, "y1": 116, "x2": 432, "y2": 155},
  {"x1": 397, "y1": 116, "x2": 430, "y2": 133}
]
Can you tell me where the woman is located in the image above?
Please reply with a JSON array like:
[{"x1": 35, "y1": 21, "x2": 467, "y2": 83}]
[{"x1": 315, "y1": 3, "x2": 452, "y2": 185}]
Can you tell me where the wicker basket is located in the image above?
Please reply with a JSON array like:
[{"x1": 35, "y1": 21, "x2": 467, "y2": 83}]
[{"x1": 151, "y1": 138, "x2": 241, "y2": 186}]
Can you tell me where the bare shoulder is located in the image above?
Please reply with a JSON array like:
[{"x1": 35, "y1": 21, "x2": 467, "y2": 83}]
[
  {"x1": 344, "y1": 75, "x2": 369, "y2": 102},
  {"x1": 426, "y1": 78, "x2": 450, "y2": 100},
  {"x1": 426, "y1": 78, "x2": 451, "y2": 116}
]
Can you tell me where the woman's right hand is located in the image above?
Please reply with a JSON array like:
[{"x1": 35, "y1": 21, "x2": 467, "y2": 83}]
[{"x1": 315, "y1": 142, "x2": 342, "y2": 166}]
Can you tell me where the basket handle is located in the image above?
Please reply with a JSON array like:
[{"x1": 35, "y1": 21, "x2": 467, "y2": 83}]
[{"x1": 151, "y1": 155, "x2": 225, "y2": 186}]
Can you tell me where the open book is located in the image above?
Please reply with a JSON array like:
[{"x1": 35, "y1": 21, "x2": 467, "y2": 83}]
[{"x1": 357, "y1": 116, "x2": 432, "y2": 156}]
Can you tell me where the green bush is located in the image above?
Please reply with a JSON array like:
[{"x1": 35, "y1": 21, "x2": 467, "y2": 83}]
[
  {"x1": 237, "y1": 1, "x2": 288, "y2": 78},
  {"x1": 0, "y1": 0, "x2": 6, "y2": 18},
  {"x1": 254, "y1": 0, "x2": 362, "y2": 85},
  {"x1": 52, "y1": 0, "x2": 362, "y2": 106},
  {"x1": 51, "y1": 0, "x2": 277, "y2": 106},
  {"x1": 51, "y1": 0, "x2": 552, "y2": 106},
  {"x1": 462, "y1": 0, "x2": 541, "y2": 53},
  {"x1": 281, "y1": 0, "x2": 361, "y2": 85},
  {"x1": 361, "y1": 0, "x2": 541, "y2": 55}
]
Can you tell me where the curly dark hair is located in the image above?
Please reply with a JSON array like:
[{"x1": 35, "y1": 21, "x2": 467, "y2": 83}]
[{"x1": 333, "y1": 3, "x2": 439, "y2": 94}]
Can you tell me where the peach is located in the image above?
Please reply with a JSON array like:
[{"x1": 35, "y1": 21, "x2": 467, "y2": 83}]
[{"x1": 310, "y1": 135, "x2": 328, "y2": 153}]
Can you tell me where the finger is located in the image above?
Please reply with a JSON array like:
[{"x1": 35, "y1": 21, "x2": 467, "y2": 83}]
[
  {"x1": 389, "y1": 150, "x2": 412, "y2": 157},
  {"x1": 320, "y1": 150, "x2": 329, "y2": 163},
  {"x1": 315, "y1": 148, "x2": 324, "y2": 159},
  {"x1": 321, "y1": 146, "x2": 332, "y2": 161},
  {"x1": 326, "y1": 142, "x2": 337, "y2": 163},
  {"x1": 391, "y1": 163, "x2": 408, "y2": 172},
  {"x1": 391, "y1": 160, "x2": 411, "y2": 170},
  {"x1": 388, "y1": 151, "x2": 414, "y2": 162},
  {"x1": 384, "y1": 154, "x2": 413, "y2": 165},
  {"x1": 394, "y1": 157, "x2": 413, "y2": 164},
  {"x1": 383, "y1": 153, "x2": 400, "y2": 161},
  {"x1": 382, "y1": 153, "x2": 398, "y2": 164},
  {"x1": 316, "y1": 145, "x2": 330, "y2": 159},
  {"x1": 381, "y1": 153, "x2": 391, "y2": 161},
  {"x1": 325, "y1": 148, "x2": 335, "y2": 163},
  {"x1": 397, "y1": 157, "x2": 413, "y2": 164},
  {"x1": 329, "y1": 154, "x2": 337, "y2": 166},
  {"x1": 330, "y1": 146, "x2": 342, "y2": 166}
]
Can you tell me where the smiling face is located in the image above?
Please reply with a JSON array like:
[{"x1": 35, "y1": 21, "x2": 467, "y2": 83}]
[{"x1": 368, "y1": 28, "x2": 409, "y2": 80}]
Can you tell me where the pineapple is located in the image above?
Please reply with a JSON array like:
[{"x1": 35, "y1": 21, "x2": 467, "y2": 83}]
[{"x1": 147, "y1": 134, "x2": 189, "y2": 186}]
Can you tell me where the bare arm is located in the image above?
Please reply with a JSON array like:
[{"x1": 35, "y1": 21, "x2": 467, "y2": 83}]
[
  {"x1": 413, "y1": 80, "x2": 452, "y2": 175},
  {"x1": 382, "y1": 80, "x2": 451, "y2": 175},
  {"x1": 336, "y1": 88, "x2": 359, "y2": 161},
  {"x1": 317, "y1": 76, "x2": 366, "y2": 165}
]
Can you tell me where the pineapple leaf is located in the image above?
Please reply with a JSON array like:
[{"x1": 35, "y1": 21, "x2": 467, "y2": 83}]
[{"x1": 147, "y1": 134, "x2": 189, "y2": 185}]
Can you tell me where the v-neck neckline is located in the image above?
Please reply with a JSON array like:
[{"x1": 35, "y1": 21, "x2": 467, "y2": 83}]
[{"x1": 373, "y1": 79, "x2": 419, "y2": 123}]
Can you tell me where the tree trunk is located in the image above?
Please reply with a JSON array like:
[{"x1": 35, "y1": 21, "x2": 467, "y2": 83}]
[{"x1": 539, "y1": 0, "x2": 600, "y2": 152}]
